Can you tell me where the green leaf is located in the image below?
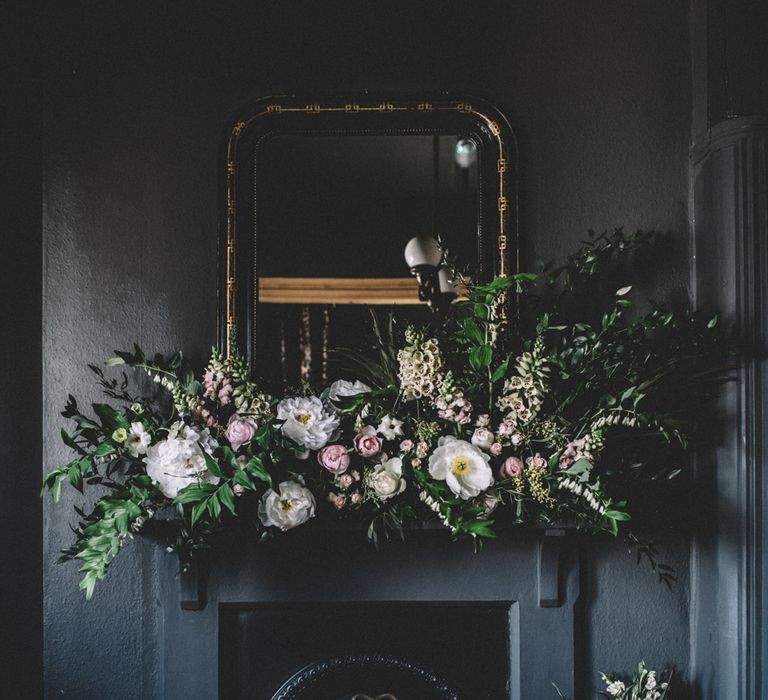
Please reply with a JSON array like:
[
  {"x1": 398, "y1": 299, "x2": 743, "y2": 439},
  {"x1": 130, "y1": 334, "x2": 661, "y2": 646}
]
[
  {"x1": 105, "y1": 357, "x2": 126, "y2": 366},
  {"x1": 202, "y1": 451, "x2": 224, "y2": 478},
  {"x1": 61, "y1": 428, "x2": 86, "y2": 456},
  {"x1": 462, "y1": 318, "x2": 485, "y2": 344},
  {"x1": 174, "y1": 483, "x2": 217, "y2": 504},
  {"x1": 616, "y1": 285, "x2": 632, "y2": 296},
  {"x1": 469, "y1": 345, "x2": 492, "y2": 372},
  {"x1": 191, "y1": 501, "x2": 207, "y2": 527},
  {"x1": 245, "y1": 456, "x2": 272, "y2": 487},
  {"x1": 218, "y1": 483, "x2": 236, "y2": 514},
  {"x1": 51, "y1": 473, "x2": 66, "y2": 503},
  {"x1": 491, "y1": 358, "x2": 510, "y2": 383}
]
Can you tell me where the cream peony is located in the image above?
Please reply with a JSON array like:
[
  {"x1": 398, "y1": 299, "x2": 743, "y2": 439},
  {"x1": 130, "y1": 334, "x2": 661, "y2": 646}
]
[
  {"x1": 125, "y1": 421, "x2": 151, "y2": 458},
  {"x1": 276, "y1": 396, "x2": 339, "y2": 451},
  {"x1": 428, "y1": 436, "x2": 494, "y2": 500},
  {"x1": 327, "y1": 379, "x2": 371, "y2": 404},
  {"x1": 258, "y1": 480, "x2": 316, "y2": 530},
  {"x1": 145, "y1": 425, "x2": 219, "y2": 499},
  {"x1": 367, "y1": 456, "x2": 407, "y2": 500}
]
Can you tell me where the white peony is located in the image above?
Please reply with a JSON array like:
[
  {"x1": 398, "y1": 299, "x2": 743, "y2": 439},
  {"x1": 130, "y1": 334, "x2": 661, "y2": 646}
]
[
  {"x1": 277, "y1": 396, "x2": 339, "y2": 451},
  {"x1": 367, "y1": 456, "x2": 407, "y2": 500},
  {"x1": 258, "y1": 480, "x2": 316, "y2": 530},
  {"x1": 428, "y1": 436, "x2": 494, "y2": 500},
  {"x1": 125, "y1": 421, "x2": 151, "y2": 458},
  {"x1": 377, "y1": 415, "x2": 404, "y2": 440},
  {"x1": 327, "y1": 379, "x2": 371, "y2": 404},
  {"x1": 470, "y1": 427, "x2": 495, "y2": 451},
  {"x1": 145, "y1": 425, "x2": 220, "y2": 499}
]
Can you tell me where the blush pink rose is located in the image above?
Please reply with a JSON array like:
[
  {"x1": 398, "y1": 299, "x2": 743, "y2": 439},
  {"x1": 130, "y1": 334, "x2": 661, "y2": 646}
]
[
  {"x1": 499, "y1": 456, "x2": 524, "y2": 479},
  {"x1": 353, "y1": 425, "x2": 383, "y2": 458},
  {"x1": 226, "y1": 414, "x2": 257, "y2": 451},
  {"x1": 317, "y1": 444, "x2": 350, "y2": 474},
  {"x1": 490, "y1": 442, "x2": 503, "y2": 456}
]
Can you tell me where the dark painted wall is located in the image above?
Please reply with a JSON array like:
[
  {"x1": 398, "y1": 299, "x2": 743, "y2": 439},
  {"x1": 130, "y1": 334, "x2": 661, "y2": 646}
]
[
  {"x1": 43, "y1": 1, "x2": 693, "y2": 697},
  {"x1": 1, "y1": 3, "x2": 43, "y2": 697}
]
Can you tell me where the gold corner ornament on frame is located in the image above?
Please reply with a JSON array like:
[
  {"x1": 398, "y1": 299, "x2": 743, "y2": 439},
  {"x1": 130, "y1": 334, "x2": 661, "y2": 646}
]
[{"x1": 221, "y1": 95, "x2": 519, "y2": 357}]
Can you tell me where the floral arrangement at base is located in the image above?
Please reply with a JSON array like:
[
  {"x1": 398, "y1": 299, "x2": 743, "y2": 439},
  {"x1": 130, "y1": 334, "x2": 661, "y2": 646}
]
[
  {"x1": 554, "y1": 661, "x2": 673, "y2": 700},
  {"x1": 44, "y1": 230, "x2": 724, "y2": 598}
]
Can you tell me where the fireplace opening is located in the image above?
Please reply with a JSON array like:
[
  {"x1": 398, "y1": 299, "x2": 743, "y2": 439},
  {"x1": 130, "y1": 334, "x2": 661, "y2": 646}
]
[{"x1": 219, "y1": 601, "x2": 516, "y2": 699}]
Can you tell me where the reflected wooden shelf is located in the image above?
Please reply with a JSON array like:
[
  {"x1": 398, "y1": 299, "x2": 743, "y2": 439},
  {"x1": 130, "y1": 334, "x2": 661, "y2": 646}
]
[{"x1": 258, "y1": 277, "x2": 425, "y2": 305}]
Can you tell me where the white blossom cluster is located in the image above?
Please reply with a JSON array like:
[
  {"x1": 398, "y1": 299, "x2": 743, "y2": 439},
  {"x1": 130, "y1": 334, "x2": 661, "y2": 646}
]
[
  {"x1": 600, "y1": 663, "x2": 668, "y2": 700},
  {"x1": 592, "y1": 410, "x2": 639, "y2": 431},
  {"x1": 419, "y1": 490, "x2": 457, "y2": 533},
  {"x1": 496, "y1": 374, "x2": 543, "y2": 426},
  {"x1": 397, "y1": 336, "x2": 443, "y2": 400},
  {"x1": 558, "y1": 477, "x2": 607, "y2": 515}
]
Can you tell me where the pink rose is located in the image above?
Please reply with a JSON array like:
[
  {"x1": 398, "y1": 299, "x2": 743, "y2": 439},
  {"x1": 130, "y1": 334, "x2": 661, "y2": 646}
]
[
  {"x1": 338, "y1": 473, "x2": 354, "y2": 489},
  {"x1": 490, "y1": 442, "x2": 503, "y2": 456},
  {"x1": 499, "y1": 456, "x2": 523, "y2": 479},
  {"x1": 350, "y1": 493, "x2": 362, "y2": 505},
  {"x1": 476, "y1": 414, "x2": 491, "y2": 427},
  {"x1": 317, "y1": 444, "x2": 350, "y2": 474},
  {"x1": 353, "y1": 426, "x2": 383, "y2": 458},
  {"x1": 327, "y1": 493, "x2": 346, "y2": 510},
  {"x1": 399, "y1": 439, "x2": 414, "y2": 453},
  {"x1": 226, "y1": 414, "x2": 257, "y2": 452}
]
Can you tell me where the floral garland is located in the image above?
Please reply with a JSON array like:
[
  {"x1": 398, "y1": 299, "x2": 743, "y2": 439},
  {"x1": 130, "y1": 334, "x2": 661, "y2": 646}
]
[{"x1": 44, "y1": 230, "x2": 723, "y2": 598}]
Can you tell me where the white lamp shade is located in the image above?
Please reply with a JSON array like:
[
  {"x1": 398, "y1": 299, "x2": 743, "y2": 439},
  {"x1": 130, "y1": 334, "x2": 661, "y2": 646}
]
[{"x1": 404, "y1": 236, "x2": 442, "y2": 269}]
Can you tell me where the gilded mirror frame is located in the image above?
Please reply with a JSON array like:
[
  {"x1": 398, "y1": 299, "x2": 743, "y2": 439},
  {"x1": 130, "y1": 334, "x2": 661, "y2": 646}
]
[{"x1": 218, "y1": 94, "x2": 519, "y2": 362}]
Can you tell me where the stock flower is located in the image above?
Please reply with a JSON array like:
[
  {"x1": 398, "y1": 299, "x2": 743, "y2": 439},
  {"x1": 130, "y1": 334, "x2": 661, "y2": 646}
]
[
  {"x1": 327, "y1": 379, "x2": 371, "y2": 404},
  {"x1": 258, "y1": 480, "x2": 316, "y2": 530},
  {"x1": 377, "y1": 415, "x2": 404, "y2": 440},
  {"x1": 317, "y1": 444, "x2": 350, "y2": 474},
  {"x1": 225, "y1": 414, "x2": 257, "y2": 452},
  {"x1": 125, "y1": 421, "x2": 151, "y2": 458},
  {"x1": 428, "y1": 436, "x2": 493, "y2": 500},
  {"x1": 145, "y1": 425, "x2": 220, "y2": 499},
  {"x1": 277, "y1": 396, "x2": 339, "y2": 451},
  {"x1": 367, "y1": 456, "x2": 407, "y2": 500},
  {"x1": 353, "y1": 425, "x2": 383, "y2": 458}
]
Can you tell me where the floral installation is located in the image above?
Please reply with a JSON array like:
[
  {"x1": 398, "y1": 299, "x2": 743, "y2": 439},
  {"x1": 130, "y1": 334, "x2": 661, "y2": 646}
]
[
  {"x1": 555, "y1": 660, "x2": 673, "y2": 699},
  {"x1": 44, "y1": 229, "x2": 725, "y2": 598}
]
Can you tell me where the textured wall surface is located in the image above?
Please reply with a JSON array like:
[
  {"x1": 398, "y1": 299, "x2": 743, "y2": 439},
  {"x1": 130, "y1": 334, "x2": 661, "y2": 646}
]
[{"x1": 42, "y1": 2, "x2": 693, "y2": 697}]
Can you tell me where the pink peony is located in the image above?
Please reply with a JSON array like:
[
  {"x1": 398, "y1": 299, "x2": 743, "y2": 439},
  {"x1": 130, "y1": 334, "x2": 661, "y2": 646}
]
[
  {"x1": 226, "y1": 414, "x2": 257, "y2": 451},
  {"x1": 499, "y1": 456, "x2": 524, "y2": 479},
  {"x1": 490, "y1": 442, "x2": 503, "y2": 456},
  {"x1": 353, "y1": 425, "x2": 383, "y2": 458},
  {"x1": 317, "y1": 444, "x2": 350, "y2": 474}
]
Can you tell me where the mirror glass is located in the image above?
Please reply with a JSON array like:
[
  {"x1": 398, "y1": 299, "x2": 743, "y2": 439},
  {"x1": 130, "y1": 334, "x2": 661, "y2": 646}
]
[{"x1": 253, "y1": 132, "x2": 481, "y2": 385}]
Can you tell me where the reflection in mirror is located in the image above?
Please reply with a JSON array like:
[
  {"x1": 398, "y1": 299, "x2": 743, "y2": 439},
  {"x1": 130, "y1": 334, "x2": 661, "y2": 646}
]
[{"x1": 254, "y1": 133, "x2": 480, "y2": 386}]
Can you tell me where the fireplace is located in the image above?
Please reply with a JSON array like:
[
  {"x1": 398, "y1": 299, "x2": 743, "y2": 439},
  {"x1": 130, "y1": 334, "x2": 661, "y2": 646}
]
[
  {"x1": 219, "y1": 602, "x2": 515, "y2": 699},
  {"x1": 160, "y1": 529, "x2": 579, "y2": 699}
]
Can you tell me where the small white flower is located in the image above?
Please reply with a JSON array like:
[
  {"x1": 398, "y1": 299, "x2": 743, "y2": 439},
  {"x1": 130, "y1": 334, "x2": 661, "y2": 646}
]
[
  {"x1": 471, "y1": 427, "x2": 495, "y2": 451},
  {"x1": 428, "y1": 436, "x2": 494, "y2": 500},
  {"x1": 605, "y1": 680, "x2": 626, "y2": 697},
  {"x1": 276, "y1": 396, "x2": 339, "y2": 451},
  {"x1": 145, "y1": 426, "x2": 219, "y2": 499},
  {"x1": 326, "y1": 379, "x2": 371, "y2": 404},
  {"x1": 377, "y1": 415, "x2": 404, "y2": 440},
  {"x1": 367, "y1": 456, "x2": 407, "y2": 500},
  {"x1": 125, "y1": 421, "x2": 151, "y2": 458},
  {"x1": 258, "y1": 480, "x2": 316, "y2": 530}
]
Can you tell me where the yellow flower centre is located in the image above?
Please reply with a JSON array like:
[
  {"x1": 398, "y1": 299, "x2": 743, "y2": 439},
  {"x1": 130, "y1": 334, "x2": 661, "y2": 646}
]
[
  {"x1": 295, "y1": 413, "x2": 312, "y2": 425},
  {"x1": 451, "y1": 455, "x2": 471, "y2": 475},
  {"x1": 279, "y1": 499, "x2": 294, "y2": 512}
]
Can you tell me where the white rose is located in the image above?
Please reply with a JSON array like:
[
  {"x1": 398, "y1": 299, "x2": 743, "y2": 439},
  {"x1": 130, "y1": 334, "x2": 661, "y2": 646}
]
[
  {"x1": 277, "y1": 396, "x2": 339, "y2": 451},
  {"x1": 145, "y1": 427, "x2": 220, "y2": 499},
  {"x1": 367, "y1": 456, "x2": 407, "y2": 500},
  {"x1": 428, "y1": 436, "x2": 494, "y2": 500},
  {"x1": 471, "y1": 427, "x2": 495, "y2": 451},
  {"x1": 125, "y1": 421, "x2": 151, "y2": 458},
  {"x1": 377, "y1": 415, "x2": 404, "y2": 440},
  {"x1": 258, "y1": 480, "x2": 316, "y2": 530},
  {"x1": 327, "y1": 379, "x2": 371, "y2": 404}
]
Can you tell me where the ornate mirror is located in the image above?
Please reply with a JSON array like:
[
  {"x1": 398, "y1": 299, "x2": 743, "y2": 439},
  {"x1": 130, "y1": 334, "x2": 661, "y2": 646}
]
[{"x1": 219, "y1": 95, "x2": 517, "y2": 383}]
